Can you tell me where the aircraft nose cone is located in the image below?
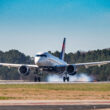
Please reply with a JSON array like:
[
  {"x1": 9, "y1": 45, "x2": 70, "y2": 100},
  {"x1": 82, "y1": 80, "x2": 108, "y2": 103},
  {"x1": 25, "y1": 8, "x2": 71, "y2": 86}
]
[{"x1": 35, "y1": 57, "x2": 41, "y2": 65}]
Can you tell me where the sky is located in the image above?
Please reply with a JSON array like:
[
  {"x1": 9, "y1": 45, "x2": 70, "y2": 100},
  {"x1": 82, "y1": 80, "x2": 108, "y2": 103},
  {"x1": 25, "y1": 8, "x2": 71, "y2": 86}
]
[{"x1": 0, "y1": 0, "x2": 110, "y2": 56}]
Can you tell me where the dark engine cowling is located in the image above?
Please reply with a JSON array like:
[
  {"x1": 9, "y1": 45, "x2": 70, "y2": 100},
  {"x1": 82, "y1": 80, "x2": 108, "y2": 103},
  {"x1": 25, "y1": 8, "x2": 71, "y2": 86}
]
[
  {"x1": 66, "y1": 65, "x2": 77, "y2": 75},
  {"x1": 18, "y1": 65, "x2": 30, "y2": 76}
]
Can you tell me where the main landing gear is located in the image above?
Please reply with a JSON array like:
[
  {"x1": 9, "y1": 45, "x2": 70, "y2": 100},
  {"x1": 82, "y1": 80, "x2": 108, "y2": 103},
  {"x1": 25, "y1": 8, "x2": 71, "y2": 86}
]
[
  {"x1": 34, "y1": 69, "x2": 42, "y2": 82},
  {"x1": 34, "y1": 76, "x2": 41, "y2": 82},
  {"x1": 63, "y1": 73, "x2": 70, "y2": 82},
  {"x1": 63, "y1": 77, "x2": 69, "y2": 82}
]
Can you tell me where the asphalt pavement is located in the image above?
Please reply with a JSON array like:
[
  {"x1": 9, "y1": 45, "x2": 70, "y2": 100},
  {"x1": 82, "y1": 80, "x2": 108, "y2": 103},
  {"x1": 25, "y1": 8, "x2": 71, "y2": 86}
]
[{"x1": 0, "y1": 105, "x2": 110, "y2": 110}]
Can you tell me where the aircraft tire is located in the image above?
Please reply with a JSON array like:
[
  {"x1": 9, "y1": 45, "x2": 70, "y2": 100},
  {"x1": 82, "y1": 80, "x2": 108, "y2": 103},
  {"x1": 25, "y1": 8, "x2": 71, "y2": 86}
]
[
  {"x1": 34, "y1": 76, "x2": 38, "y2": 82},
  {"x1": 38, "y1": 77, "x2": 41, "y2": 82},
  {"x1": 63, "y1": 77, "x2": 66, "y2": 82},
  {"x1": 67, "y1": 77, "x2": 69, "y2": 82},
  {"x1": 34, "y1": 76, "x2": 41, "y2": 82}
]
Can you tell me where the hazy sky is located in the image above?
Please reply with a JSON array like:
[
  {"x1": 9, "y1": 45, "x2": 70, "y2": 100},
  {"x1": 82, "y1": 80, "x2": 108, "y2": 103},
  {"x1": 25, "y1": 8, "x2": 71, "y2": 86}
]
[{"x1": 0, "y1": 0, "x2": 110, "y2": 56}]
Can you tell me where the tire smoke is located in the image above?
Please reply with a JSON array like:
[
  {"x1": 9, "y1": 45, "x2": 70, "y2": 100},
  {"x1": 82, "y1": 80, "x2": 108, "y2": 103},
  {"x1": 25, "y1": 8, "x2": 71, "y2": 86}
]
[{"x1": 47, "y1": 73, "x2": 94, "y2": 82}]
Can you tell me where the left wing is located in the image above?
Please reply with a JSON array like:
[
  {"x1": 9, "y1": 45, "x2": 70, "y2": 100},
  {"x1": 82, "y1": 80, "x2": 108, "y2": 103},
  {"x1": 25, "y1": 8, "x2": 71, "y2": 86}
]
[
  {"x1": 0, "y1": 63, "x2": 38, "y2": 68},
  {"x1": 75, "y1": 61, "x2": 110, "y2": 68}
]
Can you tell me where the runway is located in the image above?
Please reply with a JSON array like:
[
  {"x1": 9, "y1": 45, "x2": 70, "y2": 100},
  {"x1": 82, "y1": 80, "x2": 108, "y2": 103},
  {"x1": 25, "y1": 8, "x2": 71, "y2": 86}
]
[
  {"x1": 0, "y1": 100, "x2": 110, "y2": 110},
  {"x1": 0, "y1": 80, "x2": 110, "y2": 84},
  {"x1": 0, "y1": 105, "x2": 110, "y2": 110},
  {"x1": 0, "y1": 100, "x2": 110, "y2": 105}
]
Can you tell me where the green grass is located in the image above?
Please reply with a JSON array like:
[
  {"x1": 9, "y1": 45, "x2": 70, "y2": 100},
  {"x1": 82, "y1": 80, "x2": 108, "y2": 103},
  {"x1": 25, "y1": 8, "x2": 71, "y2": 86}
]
[
  {"x1": 0, "y1": 83, "x2": 110, "y2": 100},
  {"x1": 0, "y1": 96, "x2": 16, "y2": 100},
  {"x1": 0, "y1": 83, "x2": 110, "y2": 91}
]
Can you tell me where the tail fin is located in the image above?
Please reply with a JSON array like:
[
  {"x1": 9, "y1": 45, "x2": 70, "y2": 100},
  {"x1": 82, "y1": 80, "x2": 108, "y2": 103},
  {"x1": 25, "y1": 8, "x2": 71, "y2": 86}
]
[{"x1": 60, "y1": 38, "x2": 66, "y2": 60}]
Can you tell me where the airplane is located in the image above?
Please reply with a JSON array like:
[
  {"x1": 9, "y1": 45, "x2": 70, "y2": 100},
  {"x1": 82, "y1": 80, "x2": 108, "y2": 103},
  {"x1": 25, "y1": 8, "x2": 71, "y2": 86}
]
[{"x1": 0, "y1": 38, "x2": 110, "y2": 82}]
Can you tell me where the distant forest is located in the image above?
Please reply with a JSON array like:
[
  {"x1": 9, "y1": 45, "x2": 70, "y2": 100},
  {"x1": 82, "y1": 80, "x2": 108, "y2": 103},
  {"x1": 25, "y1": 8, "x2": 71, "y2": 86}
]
[{"x1": 0, "y1": 49, "x2": 110, "y2": 81}]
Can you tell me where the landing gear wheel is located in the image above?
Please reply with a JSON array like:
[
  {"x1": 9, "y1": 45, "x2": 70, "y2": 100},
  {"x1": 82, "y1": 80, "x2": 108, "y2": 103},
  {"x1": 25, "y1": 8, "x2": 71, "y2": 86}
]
[
  {"x1": 38, "y1": 77, "x2": 41, "y2": 82},
  {"x1": 63, "y1": 77, "x2": 66, "y2": 82},
  {"x1": 67, "y1": 77, "x2": 69, "y2": 82},
  {"x1": 34, "y1": 76, "x2": 37, "y2": 82},
  {"x1": 34, "y1": 76, "x2": 41, "y2": 82},
  {"x1": 63, "y1": 77, "x2": 69, "y2": 82}
]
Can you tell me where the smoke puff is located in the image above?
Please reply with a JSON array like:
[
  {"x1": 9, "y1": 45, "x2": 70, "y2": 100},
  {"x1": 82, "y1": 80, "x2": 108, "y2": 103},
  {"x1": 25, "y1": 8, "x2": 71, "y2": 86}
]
[
  {"x1": 47, "y1": 74, "x2": 62, "y2": 82},
  {"x1": 47, "y1": 73, "x2": 93, "y2": 82}
]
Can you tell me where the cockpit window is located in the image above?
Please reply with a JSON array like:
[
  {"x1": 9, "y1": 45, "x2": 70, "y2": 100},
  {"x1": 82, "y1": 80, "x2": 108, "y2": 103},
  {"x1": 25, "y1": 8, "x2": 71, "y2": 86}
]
[{"x1": 36, "y1": 54, "x2": 47, "y2": 57}]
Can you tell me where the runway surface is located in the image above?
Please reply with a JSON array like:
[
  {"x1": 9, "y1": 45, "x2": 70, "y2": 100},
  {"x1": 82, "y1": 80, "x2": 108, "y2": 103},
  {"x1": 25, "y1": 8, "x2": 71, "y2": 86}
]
[
  {"x1": 0, "y1": 100, "x2": 110, "y2": 110},
  {"x1": 0, "y1": 80, "x2": 110, "y2": 84},
  {"x1": 0, "y1": 105, "x2": 110, "y2": 110}
]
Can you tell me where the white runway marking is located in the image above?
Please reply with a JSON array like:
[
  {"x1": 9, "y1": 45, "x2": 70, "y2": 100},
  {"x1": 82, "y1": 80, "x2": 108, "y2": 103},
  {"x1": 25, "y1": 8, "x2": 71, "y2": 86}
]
[{"x1": 0, "y1": 100, "x2": 110, "y2": 106}]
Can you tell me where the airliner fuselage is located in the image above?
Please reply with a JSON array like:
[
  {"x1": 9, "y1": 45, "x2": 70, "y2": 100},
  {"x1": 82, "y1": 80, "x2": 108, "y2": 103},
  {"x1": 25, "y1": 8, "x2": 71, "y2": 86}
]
[{"x1": 35, "y1": 52, "x2": 67, "y2": 67}]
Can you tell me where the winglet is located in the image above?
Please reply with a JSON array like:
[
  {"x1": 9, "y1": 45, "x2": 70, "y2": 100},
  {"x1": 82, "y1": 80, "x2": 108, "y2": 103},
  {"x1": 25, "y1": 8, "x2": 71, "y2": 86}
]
[{"x1": 60, "y1": 38, "x2": 66, "y2": 60}]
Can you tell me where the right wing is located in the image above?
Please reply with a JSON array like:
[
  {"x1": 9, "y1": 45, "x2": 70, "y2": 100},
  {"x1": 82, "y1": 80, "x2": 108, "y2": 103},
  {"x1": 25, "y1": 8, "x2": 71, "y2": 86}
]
[{"x1": 75, "y1": 61, "x2": 110, "y2": 68}]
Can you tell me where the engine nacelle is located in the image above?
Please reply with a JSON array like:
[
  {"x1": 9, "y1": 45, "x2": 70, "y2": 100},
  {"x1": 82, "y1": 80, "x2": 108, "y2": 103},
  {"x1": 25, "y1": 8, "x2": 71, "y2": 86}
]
[
  {"x1": 67, "y1": 65, "x2": 77, "y2": 75},
  {"x1": 18, "y1": 65, "x2": 30, "y2": 76}
]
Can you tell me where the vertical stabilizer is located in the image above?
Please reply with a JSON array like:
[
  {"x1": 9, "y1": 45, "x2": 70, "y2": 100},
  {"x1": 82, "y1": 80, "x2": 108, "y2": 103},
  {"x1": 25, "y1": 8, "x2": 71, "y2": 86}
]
[{"x1": 60, "y1": 38, "x2": 66, "y2": 60}]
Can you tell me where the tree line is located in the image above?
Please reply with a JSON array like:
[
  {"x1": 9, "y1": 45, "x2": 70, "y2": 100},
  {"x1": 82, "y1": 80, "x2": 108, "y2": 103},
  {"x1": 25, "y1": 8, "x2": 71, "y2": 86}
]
[{"x1": 0, "y1": 49, "x2": 110, "y2": 81}]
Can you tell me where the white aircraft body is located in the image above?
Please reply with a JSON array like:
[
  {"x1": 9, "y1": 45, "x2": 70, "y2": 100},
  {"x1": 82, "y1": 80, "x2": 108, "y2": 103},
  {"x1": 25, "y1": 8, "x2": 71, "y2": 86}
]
[{"x1": 0, "y1": 38, "x2": 110, "y2": 82}]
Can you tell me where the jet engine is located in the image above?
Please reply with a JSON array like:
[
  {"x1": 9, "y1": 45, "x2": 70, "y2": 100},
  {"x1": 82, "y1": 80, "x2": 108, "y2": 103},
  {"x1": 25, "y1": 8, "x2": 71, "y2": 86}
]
[
  {"x1": 66, "y1": 65, "x2": 77, "y2": 75},
  {"x1": 18, "y1": 65, "x2": 30, "y2": 76}
]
